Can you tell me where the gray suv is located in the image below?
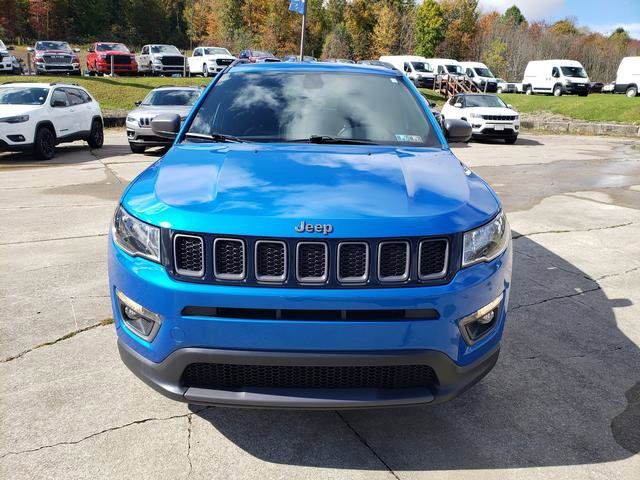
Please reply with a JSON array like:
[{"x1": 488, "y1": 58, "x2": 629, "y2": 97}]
[{"x1": 126, "y1": 86, "x2": 203, "y2": 153}]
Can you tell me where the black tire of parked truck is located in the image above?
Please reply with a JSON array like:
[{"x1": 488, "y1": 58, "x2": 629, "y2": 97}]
[
  {"x1": 34, "y1": 126, "x2": 56, "y2": 160},
  {"x1": 525, "y1": 85, "x2": 533, "y2": 95},
  {"x1": 129, "y1": 143, "x2": 146, "y2": 154},
  {"x1": 505, "y1": 136, "x2": 518, "y2": 144},
  {"x1": 553, "y1": 84, "x2": 563, "y2": 96},
  {"x1": 626, "y1": 86, "x2": 638, "y2": 98}
]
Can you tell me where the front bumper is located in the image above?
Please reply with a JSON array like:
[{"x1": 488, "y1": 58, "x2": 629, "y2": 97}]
[
  {"x1": 126, "y1": 125, "x2": 173, "y2": 147},
  {"x1": 109, "y1": 236, "x2": 512, "y2": 408},
  {"x1": 152, "y1": 64, "x2": 186, "y2": 74},
  {"x1": 471, "y1": 122, "x2": 519, "y2": 139},
  {"x1": 35, "y1": 62, "x2": 79, "y2": 73},
  {"x1": 414, "y1": 76, "x2": 435, "y2": 88},
  {"x1": 95, "y1": 61, "x2": 137, "y2": 73},
  {"x1": 563, "y1": 83, "x2": 589, "y2": 95}
]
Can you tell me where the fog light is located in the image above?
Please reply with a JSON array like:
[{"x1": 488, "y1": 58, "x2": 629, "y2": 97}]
[
  {"x1": 8, "y1": 135, "x2": 25, "y2": 142},
  {"x1": 116, "y1": 289, "x2": 161, "y2": 341},
  {"x1": 459, "y1": 294, "x2": 503, "y2": 345}
]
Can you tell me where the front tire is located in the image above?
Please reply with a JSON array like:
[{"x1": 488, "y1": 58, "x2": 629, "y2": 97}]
[
  {"x1": 553, "y1": 85, "x2": 563, "y2": 96},
  {"x1": 87, "y1": 120, "x2": 104, "y2": 149},
  {"x1": 505, "y1": 136, "x2": 518, "y2": 145},
  {"x1": 34, "y1": 126, "x2": 56, "y2": 160},
  {"x1": 129, "y1": 143, "x2": 146, "y2": 154},
  {"x1": 626, "y1": 86, "x2": 638, "y2": 98},
  {"x1": 525, "y1": 85, "x2": 533, "y2": 95}
]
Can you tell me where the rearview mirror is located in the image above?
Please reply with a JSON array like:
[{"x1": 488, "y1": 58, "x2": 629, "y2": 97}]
[
  {"x1": 507, "y1": 104, "x2": 513, "y2": 109},
  {"x1": 52, "y1": 99, "x2": 67, "y2": 108},
  {"x1": 444, "y1": 119, "x2": 472, "y2": 143},
  {"x1": 73, "y1": 48, "x2": 80, "y2": 53},
  {"x1": 151, "y1": 113, "x2": 181, "y2": 139},
  {"x1": 135, "y1": 100, "x2": 142, "y2": 106}
]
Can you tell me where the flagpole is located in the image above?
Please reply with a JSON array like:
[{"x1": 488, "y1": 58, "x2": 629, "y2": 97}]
[{"x1": 299, "y1": 6, "x2": 306, "y2": 61}]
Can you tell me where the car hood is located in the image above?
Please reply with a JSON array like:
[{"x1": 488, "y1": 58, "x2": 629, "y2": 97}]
[
  {"x1": 123, "y1": 144, "x2": 500, "y2": 237},
  {"x1": 129, "y1": 105, "x2": 192, "y2": 117},
  {"x1": 0, "y1": 104, "x2": 42, "y2": 117},
  {"x1": 465, "y1": 107, "x2": 517, "y2": 116}
]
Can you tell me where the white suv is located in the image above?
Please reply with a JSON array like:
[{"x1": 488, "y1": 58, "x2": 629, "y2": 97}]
[{"x1": 0, "y1": 83, "x2": 104, "y2": 159}]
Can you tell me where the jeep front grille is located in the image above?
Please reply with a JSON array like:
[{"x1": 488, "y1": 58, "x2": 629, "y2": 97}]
[
  {"x1": 171, "y1": 234, "x2": 451, "y2": 287},
  {"x1": 482, "y1": 115, "x2": 516, "y2": 121}
]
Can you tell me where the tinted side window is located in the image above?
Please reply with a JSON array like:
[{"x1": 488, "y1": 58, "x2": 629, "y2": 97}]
[
  {"x1": 67, "y1": 88, "x2": 85, "y2": 106},
  {"x1": 142, "y1": 46, "x2": 148, "y2": 54},
  {"x1": 51, "y1": 89, "x2": 69, "y2": 107},
  {"x1": 79, "y1": 90, "x2": 92, "y2": 103}
]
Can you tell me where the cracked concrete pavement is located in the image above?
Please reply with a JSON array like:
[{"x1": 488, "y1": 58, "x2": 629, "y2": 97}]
[{"x1": 1, "y1": 132, "x2": 639, "y2": 479}]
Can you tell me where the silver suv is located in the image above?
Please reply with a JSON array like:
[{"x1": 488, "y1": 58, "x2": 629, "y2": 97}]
[{"x1": 125, "y1": 86, "x2": 202, "y2": 153}]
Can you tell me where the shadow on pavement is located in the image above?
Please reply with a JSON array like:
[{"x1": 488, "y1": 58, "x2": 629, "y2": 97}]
[{"x1": 191, "y1": 232, "x2": 639, "y2": 470}]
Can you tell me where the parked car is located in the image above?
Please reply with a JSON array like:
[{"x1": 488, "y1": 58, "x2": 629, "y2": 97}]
[
  {"x1": 522, "y1": 59, "x2": 589, "y2": 96},
  {"x1": 0, "y1": 40, "x2": 20, "y2": 74},
  {"x1": 255, "y1": 57, "x2": 282, "y2": 63},
  {"x1": 589, "y1": 82, "x2": 604, "y2": 93},
  {"x1": 441, "y1": 93, "x2": 520, "y2": 144},
  {"x1": 460, "y1": 61, "x2": 498, "y2": 93},
  {"x1": 424, "y1": 58, "x2": 466, "y2": 82},
  {"x1": 28, "y1": 41, "x2": 81, "y2": 76},
  {"x1": 108, "y1": 62, "x2": 514, "y2": 409},
  {"x1": 602, "y1": 82, "x2": 615, "y2": 93},
  {"x1": 188, "y1": 47, "x2": 236, "y2": 77},
  {"x1": 379, "y1": 55, "x2": 436, "y2": 88},
  {"x1": 137, "y1": 45, "x2": 186, "y2": 76},
  {"x1": 87, "y1": 42, "x2": 137, "y2": 76},
  {"x1": 0, "y1": 82, "x2": 103, "y2": 159},
  {"x1": 614, "y1": 56, "x2": 639, "y2": 97},
  {"x1": 126, "y1": 85, "x2": 203, "y2": 153},
  {"x1": 238, "y1": 49, "x2": 279, "y2": 63},
  {"x1": 496, "y1": 78, "x2": 517, "y2": 94},
  {"x1": 357, "y1": 59, "x2": 396, "y2": 70},
  {"x1": 283, "y1": 55, "x2": 317, "y2": 62}
]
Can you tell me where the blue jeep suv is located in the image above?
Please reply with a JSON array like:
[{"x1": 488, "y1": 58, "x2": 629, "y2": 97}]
[{"x1": 108, "y1": 62, "x2": 512, "y2": 408}]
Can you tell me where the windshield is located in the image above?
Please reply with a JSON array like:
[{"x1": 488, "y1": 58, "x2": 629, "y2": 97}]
[
  {"x1": 412, "y1": 62, "x2": 433, "y2": 73},
  {"x1": 446, "y1": 65, "x2": 464, "y2": 74},
  {"x1": 186, "y1": 71, "x2": 439, "y2": 147},
  {"x1": 0, "y1": 87, "x2": 49, "y2": 105},
  {"x1": 475, "y1": 67, "x2": 493, "y2": 77},
  {"x1": 97, "y1": 43, "x2": 129, "y2": 52},
  {"x1": 560, "y1": 66, "x2": 587, "y2": 78},
  {"x1": 151, "y1": 45, "x2": 180, "y2": 54},
  {"x1": 36, "y1": 41, "x2": 71, "y2": 51},
  {"x1": 204, "y1": 47, "x2": 231, "y2": 55},
  {"x1": 250, "y1": 50, "x2": 272, "y2": 57},
  {"x1": 464, "y1": 95, "x2": 507, "y2": 108},
  {"x1": 142, "y1": 89, "x2": 200, "y2": 106}
]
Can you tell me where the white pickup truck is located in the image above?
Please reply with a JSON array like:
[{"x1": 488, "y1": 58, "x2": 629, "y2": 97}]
[
  {"x1": 137, "y1": 44, "x2": 186, "y2": 76},
  {"x1": 187, "y1": 47, "x2": 236, "y2": 77}
]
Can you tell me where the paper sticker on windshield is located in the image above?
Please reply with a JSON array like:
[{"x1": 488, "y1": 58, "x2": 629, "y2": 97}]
[
  {"x1": 395, "y1": 134, "x2": 423, "y2": 143},
  {"x1": 390, "y1": 78, "x2": 398, "y2": 83}
]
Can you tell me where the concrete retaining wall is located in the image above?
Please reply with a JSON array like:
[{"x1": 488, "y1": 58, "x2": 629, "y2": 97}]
[{"x1": 520, "y1": 119, "x2": 640, "y2": 137}]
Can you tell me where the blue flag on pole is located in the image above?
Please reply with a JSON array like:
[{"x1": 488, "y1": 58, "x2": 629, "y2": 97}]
[{"x1": 289, "y1": 0, "x2": 306, "y2": 15}]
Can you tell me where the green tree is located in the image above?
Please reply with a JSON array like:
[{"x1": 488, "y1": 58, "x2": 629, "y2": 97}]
[
  {"x1": 481, "y1": 38, "x2": 507, "y2": 78},
  {"x1": 345, "y1": 0, "x2": 376, "y2": 59},
  {"x1": 609, "y1": 27, "x2": 630, "y2": 43},
  {"x1": 322, "y1": 24, "x2": 350, "y2": 59},
  {"x1": 503, "y1": 5, "x2": 525, "y2": 25},
  {"x1": 439, "y1": 0, "x2": 479, "y2": 59},
  {"x1": 414, "y1": 0, "x2": 445, "y2": 57},
  {"x1": 550, "y1": 19, "x2": 578, "y2": 36}
]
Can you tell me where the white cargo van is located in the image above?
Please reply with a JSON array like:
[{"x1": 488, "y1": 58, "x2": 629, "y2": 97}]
[
  {"x1": 522, "y1": 59, "x2": 589, "y2": 96},
  {"x1": 460, "y1": 61, "x2": 498, "y2": 92},
  {"x1": 614, "y1": 57, "x2": 639, "y2": 97},
  {"x1": 378, "y1": 55, "x2": 435, "y2": 88},
  {"x1": 424, "y1": 58, "x2": 466, "y2": 82}
]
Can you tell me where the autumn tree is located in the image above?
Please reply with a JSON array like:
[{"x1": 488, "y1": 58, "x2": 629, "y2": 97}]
[
  {"x1": 345, "y1": 0, "x2": 376, "y2": 59},
  {"x1": 439, "y1": 0, "x2": 479, "y2": 59},
  {"x1": 371, "y1": 3, "x2": 400, "y2": 56},
  {"x1": 414, "y1": 0, "x2": 445, "y2": 57},
  {"x1": 322, "y1": 24, "x2": 350, "y2": 59}
]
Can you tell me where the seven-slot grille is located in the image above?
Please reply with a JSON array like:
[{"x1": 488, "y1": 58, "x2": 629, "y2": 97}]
[
  {"x1": 482, "y1": 114, "x2": 516, "y2": 121},
  {"x1": 172, "y1": 235, "x2": 450, "y2": 286},
  {"x1": 161, "y1": 56, "x2": 185, "y2": 66},
  {"x1": 181, "y1": 363, "x2": 437, "y2": 390}
]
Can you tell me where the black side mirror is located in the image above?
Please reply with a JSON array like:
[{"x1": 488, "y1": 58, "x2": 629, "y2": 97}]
[
  {"x1": 151, "y1": 113, "x2": 181, "y2": 139},
  {"x1": 88, "y1": 47, "x2": 94, "y2": 53},
  {"x1": 444, "y1": 118, "x2": 472, "y2": 143},
  {"x1": 135, "y1": 100, "x2": 142, "y2": 106},
  {"x1": 52, "y1": 99, "x2": 67, "y2": 108}
]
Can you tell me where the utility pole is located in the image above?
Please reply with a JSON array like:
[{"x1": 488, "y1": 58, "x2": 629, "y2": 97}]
[{"x1": 299, "y1": 9, "x2": 306, "y2": 61}]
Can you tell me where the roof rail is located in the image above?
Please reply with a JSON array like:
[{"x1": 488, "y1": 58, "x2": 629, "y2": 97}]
[{"x1": 49, "y1": 82, "x2": 80, "y2": 86}]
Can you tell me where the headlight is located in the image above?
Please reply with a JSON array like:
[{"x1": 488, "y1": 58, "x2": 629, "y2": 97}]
[
  {"x1": 0, "y1": 115, "x2": 29, "y2": 124},
  {"x1": 112, "y1": 205, "x2": 160, "y2": 262},
  {"x1": 470, "y1": 112, "x2": 483, "y2": 119},
  {"x1": 462, "y1": 211, "x2": 510, "y2": 267},
  {"x1": 126, "y1": 116, "x2": 136, "y2": 123},
  {"x1": 153, "y1": 58, "x2": 163, "y2": 64}
]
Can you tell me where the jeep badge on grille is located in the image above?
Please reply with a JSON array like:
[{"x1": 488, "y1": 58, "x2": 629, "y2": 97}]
[{"x1": 295, "y1": 221, "x2": 333, "y2": 235}]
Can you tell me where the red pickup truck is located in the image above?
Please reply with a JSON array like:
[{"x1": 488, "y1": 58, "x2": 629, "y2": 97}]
[{"x1": 87, "y1": 42, "x2": 137, "y2": 76}]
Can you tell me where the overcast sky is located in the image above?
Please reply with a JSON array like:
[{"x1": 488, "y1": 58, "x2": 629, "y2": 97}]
[{"x1": 478, "y1": 0, "x2": 640, "y2": 39}]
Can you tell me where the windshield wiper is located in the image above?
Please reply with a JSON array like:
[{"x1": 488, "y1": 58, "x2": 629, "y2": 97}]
[
  {"x1": 184, "y1": 132, "x2": 246, "y2": 143},
  {"x1": 292, "y1": 135, "x2": 378, "y2": 145}
]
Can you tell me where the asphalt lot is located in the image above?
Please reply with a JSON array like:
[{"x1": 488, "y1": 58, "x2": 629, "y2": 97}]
[{"x1": 1, "y1": 132, "x2": 639, "y2": 479}]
